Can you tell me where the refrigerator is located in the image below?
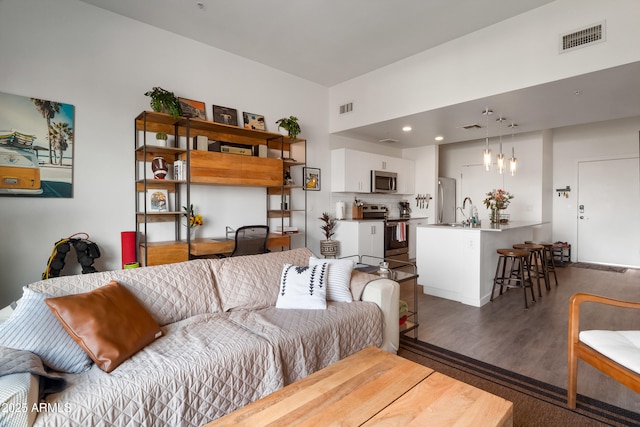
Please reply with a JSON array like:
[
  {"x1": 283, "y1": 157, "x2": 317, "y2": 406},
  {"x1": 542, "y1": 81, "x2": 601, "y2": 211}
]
[{"x1": 437, "y1": 177, "x2": 456, "y2": 224}]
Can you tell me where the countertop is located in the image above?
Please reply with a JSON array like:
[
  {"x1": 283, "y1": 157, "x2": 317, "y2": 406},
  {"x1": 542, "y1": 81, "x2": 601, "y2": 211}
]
[
  {"x1": 418, "y1": 220, "x2": 547, "y2": 232},
  {"x1": 338, "y1": 216, "x2": 428, "y2": 223}
]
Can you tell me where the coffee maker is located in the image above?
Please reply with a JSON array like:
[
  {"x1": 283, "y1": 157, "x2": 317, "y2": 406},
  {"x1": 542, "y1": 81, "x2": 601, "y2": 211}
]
[{"x1": 398, "y1": 201, "x2": 411, "y2": 218}]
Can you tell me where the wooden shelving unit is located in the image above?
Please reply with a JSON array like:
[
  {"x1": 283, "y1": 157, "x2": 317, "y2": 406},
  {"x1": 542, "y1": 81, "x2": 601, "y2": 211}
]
[
  {"x1": 135, "y1": 111, "x2": 307, "y2": 266},
  {"x1": 266, "y1": 138, "x2": 307, "y2": 244}
]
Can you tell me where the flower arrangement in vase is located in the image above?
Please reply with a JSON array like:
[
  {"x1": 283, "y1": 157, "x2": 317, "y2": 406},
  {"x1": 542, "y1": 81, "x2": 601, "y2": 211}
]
[
  {"x1": 483, "y1": 189, "x2": 514, "y2": 223},
  {"x1": 183, "y1": 204, "x2": 203, "y2": 239}
]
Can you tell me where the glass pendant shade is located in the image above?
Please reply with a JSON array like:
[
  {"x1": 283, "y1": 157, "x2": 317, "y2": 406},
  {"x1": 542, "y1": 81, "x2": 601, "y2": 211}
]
[
  {"x1": 482, "y1": 108, "x2": 493, "y2": 172},
  {"x1": 509, "y1": 147, "x2": 517, "y2": 176},
  {"x1": 483, "y1": 145, "x2": 492, "y2": 171},
  {"x1": 497, "y1": 152, "x2": 505, "y2": 174}
]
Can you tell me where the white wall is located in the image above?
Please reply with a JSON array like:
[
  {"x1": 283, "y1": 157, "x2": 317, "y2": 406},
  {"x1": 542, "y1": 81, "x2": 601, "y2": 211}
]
[
  {"x1": 552, "y1": 116, "x2": 640, "y2": 259},
  {"x1": 329, "y1": 0, "x2": 640, "y2": 132},
  {"x1": 439, "y1": 132, "x2": 546, "y2": 226},
  {"x1": 0, "y1": 0, "x2": 330, "y2": 305}
]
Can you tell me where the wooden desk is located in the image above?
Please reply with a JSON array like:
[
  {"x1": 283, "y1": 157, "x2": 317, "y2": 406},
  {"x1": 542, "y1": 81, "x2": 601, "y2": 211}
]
[
  {"x1": 189, "y1": 233, "x2": 290, "y2": 256},
  {"x1": 205, "y1": 347, "x2": 513, "y2": 427}
]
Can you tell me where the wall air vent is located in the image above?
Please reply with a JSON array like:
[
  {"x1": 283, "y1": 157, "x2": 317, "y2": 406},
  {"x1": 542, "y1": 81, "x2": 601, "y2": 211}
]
[
  {"x1": 339, "y1": 102, "x2": 353, "y2": 114},
  {"x1": 560, "y1": 21, "x2": 605, "y2": 53},
  {"x1": 462, "y1": 124, "x2": 482, "y2": 130}
]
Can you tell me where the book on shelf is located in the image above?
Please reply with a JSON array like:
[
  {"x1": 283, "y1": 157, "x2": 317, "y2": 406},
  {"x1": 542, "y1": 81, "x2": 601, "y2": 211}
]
[{"x1": 273, "y1": 226, "x2": 298, "y2": 234}]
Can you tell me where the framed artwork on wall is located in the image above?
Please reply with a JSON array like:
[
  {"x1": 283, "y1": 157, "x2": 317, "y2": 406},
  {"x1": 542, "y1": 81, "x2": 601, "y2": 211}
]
[
  {"x1": 242, "y1": 112, "x2": 265, "y2": 130},
  {"x1": 0, "y1": 91, "x2": 75, "y2": 198},
  {"x1": 303, "y1": 167, "x2": 320, "y2": 191},
  {"x1": 212, "y1": 105, "x2": 238, "y2": 126},
  {"x1": 147, "y1": 189, "x2": 169, "y2": 212},
  {"x1": 178, "y1": 98, "x2": 206, "y2": 120}
]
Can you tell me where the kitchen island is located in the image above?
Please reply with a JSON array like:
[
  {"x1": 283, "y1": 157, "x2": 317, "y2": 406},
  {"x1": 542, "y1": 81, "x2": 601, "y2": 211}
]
[{"x1": 416, "y1": 221, "x2": 546, "y2": 307}]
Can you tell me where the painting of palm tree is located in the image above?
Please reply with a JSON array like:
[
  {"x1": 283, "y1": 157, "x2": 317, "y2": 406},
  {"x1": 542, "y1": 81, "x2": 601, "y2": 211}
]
[{"x1": 0, "y1": 91, "x2": 74, "y2": 197}]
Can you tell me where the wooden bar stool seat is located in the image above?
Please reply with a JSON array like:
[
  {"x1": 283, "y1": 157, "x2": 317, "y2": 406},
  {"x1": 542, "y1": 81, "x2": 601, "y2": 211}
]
[
  {"x1": 513, "y1": 243, "x2": 547, "y2": 295},
  {"x1": 525, "y1": 241, "x2": 559, "y2": 287},
  {"x1": 491, "y1": 248, "x2": 536, "y2": 309}
]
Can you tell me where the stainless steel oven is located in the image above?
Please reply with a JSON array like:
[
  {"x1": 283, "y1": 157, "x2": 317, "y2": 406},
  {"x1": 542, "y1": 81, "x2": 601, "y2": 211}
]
[{"x1": 385, "y1": 219, "x2": 409, "y2": 267}]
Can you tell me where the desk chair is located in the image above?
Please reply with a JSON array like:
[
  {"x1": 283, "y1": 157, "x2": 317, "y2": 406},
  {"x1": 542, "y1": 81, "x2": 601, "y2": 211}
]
[{"x1": 230, "y1": 225, "x2": 270, "y2": 257}]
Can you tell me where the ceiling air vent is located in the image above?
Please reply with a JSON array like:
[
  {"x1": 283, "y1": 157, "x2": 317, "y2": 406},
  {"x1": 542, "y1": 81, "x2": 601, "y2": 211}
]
[
  {"x1": 339, "y1": 102, "x2": 353, "y2": 114},
  {"x1": 462, "y1": 124, "x2": 482, "y2": 130},
  {"x1": 379, "y1": 138, "x2": 398, "y2": 144},
  {"x1": 560, "y1": 21, "x2": 605, "y2": 53}
]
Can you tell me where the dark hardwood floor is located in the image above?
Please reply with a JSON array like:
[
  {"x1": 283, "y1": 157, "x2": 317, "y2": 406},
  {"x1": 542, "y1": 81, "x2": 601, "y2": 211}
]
[{"x1": 399, "y1": 263, "x2": 640, "y2": 414}]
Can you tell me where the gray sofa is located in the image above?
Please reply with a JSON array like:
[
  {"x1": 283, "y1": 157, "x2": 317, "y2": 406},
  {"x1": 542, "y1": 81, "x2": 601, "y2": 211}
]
[{"x1": 0, "y1": 248, "x2": 399, "y2": 426}]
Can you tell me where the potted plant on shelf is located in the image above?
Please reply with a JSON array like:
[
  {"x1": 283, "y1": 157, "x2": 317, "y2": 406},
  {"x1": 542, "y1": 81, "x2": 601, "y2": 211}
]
[
  {"x1": 155, "y1": 132, "x2": 168, "y2": 147},
  {"x1": 319, "y1": 212, "x2": 339, "y2": 258},
  {"x1": 144, "y1": 87, "x2": 183, "y2": 117},
  {"x1": 275, "y1": 116, "x2": 301, "y2": 141}
]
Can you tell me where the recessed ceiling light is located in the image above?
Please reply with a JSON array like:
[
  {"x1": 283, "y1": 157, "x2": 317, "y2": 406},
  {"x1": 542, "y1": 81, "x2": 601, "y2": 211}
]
[
  {"x1": 435, "y1": 136, "x2": 444, "y2": 141},
  {"x1": 402, "y1": 126, "x2": 412, "y2": 132}
]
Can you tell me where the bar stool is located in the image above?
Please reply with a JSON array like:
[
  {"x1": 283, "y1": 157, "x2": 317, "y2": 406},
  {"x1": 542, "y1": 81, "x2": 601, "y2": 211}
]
[
  {"x1": 525, "y1": 241, "x2": 559, "y2": 287},
  {"x1": 513, "y1": 243, "x2": 546, "y2": 295},
  {"x1": 491, "y1": 248, "x2": 536, "y2": 309}
]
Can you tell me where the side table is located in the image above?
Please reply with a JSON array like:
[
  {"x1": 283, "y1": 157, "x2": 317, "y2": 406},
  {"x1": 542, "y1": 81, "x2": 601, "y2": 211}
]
[{"x1": 345, "y1": 255, "x2": 419, "y2": 338}]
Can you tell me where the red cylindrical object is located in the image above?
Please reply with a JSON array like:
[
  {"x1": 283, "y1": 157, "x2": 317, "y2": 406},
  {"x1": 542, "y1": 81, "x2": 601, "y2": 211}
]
[{"x1": 121, "y1": 231, "x2": 137, "y2": 268}]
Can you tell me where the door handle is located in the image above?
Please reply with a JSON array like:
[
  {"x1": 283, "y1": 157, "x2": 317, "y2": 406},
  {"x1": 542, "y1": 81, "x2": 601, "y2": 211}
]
[{"x1": 579, "y1": 216, "x2": 584, "y2": 219}]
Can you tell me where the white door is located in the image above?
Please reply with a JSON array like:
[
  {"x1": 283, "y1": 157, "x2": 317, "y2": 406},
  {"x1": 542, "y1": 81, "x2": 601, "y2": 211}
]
[{"x1": 577, "y1": 158, "x2": 640, "y2": 267}]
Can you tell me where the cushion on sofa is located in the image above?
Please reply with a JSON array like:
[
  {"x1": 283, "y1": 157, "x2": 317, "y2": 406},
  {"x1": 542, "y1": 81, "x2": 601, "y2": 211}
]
[
  {"x1": 45, "y1": 281, "x2": 162, "y2": 373},
  {"x1": 276, "y1": 263, "x2": 328, "y2": 309},
  {"x1": 309, "y1": 256, "x2": 354, "y2": 302},
  {"x1": 0, "y1": 287, "x2": 92, "y2": 373},
  {"x1": 29, "y1": 259, "x2": 222, "y2": 326},
  {"x1": 210, "y1": 247, "x2": 314, "y2": 311}
]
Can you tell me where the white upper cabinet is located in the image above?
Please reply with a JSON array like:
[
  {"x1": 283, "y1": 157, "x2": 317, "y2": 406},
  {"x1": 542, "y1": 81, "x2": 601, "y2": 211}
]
[
  {"x1": 331, "y1": 148, "x2": 415, "y2": 194},
  {"x1": 385, "y1": 156, "x2": 415, "y2": 195},
  {"x1": 331, "y1": 148, "x2": 375, "y2": 193}
]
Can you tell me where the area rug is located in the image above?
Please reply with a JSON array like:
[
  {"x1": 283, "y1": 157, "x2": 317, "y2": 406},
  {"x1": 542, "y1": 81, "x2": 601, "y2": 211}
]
[
  {"x1": 572, "y1": 262, "x2": 628, "y2": 273},
  {"x1": 399, "y1": 337, "x2": 640, "y2": 426}
]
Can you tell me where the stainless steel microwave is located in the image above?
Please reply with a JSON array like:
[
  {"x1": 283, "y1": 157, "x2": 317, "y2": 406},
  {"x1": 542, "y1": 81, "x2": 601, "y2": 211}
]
[{"x1": 371, "y1": 170, "x2": 397, "y2": 193}]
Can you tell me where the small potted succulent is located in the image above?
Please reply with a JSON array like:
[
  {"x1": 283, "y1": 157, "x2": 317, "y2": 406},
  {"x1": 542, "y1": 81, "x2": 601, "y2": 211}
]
[
  {"x1": 155, "y1": 132, "x2": 168, "y2": 147},
  {"x1": 319, "y1": 212, "x2": 339, "y2": 258},
  {"x1": 275, "y1": 116, "x2": 301, "y2": 141},
  {"x1": 145, "y1": 87, "x2": 182, "y2": 117}
]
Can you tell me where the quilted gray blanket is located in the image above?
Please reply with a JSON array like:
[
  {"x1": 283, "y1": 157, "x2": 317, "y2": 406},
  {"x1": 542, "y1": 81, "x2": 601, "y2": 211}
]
[{"x1": 0, "y1": 346, "x2": 66, "y2": 396}]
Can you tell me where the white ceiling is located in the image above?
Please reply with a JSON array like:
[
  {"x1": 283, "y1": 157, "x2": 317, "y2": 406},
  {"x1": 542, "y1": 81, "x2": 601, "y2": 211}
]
[{"x1": 80, "y1": 0, "x2": 640, "y2": 147}]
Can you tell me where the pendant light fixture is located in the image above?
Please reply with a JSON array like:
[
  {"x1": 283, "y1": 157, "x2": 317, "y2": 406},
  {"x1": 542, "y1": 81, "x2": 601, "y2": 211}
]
[
  {"x1": 508, "y1": 122, "x2": 518, "y2": 176},
  {"x1": 482, "y1": 108, "x2": 493, "y2": 171},
  {"x1": 496, "y1": 116, "x2": 506, "y2": 174}
]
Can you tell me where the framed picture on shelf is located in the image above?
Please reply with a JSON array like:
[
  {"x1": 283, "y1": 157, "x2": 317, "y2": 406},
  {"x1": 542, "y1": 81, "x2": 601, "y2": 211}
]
[
  {"x1": 147, "y1": 189, "x2": 169, "y2": 212},
  {"x1": 212, "y1": 105, "x2": 238, "y2": 126},
  {"x1": 303, "y1": 167, "x2": 320, "y2": 191},
  {"x1": 242, "y1": 112, "x2": 265, "y2": 130},
  {"x1": 178, "y1": 98, "x2": 207, "y2": 120}
]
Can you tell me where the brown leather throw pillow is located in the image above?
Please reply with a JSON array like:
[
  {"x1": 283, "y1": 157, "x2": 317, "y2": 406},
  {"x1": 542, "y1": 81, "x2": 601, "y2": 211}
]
[{"x1": 45, "y1": 281, "x2": 162, "y2": 373}]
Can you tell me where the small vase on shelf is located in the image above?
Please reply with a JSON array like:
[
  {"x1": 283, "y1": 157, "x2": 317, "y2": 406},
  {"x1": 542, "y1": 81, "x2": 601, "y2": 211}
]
[{"x1": 189, "y1": 227, "x2": 196, "y2": 241}]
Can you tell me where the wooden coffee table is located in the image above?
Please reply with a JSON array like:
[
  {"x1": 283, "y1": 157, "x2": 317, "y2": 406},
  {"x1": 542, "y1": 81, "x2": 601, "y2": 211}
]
[{"x1": 205, "y1": 347, "x2": 513, "y2": 426}]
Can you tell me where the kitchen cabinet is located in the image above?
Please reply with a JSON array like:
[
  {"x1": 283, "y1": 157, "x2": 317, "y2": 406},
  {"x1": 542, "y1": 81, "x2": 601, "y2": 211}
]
[
  {"x1": 331, "y1": 148, "x2": 377, "y2": 192},
  {"x1": 333, "y1": 220, "x2": 384, "y2": 258},
  {"x1": 331, "y1": 148, "x2": 415, "y2": 194},
  {"x1": 408, "y1": 218, "x2": 427, "y2": 260},
  {"x1": 135, "y1": 111, "x2": 305, "y2": 266},
  {"x1": 386, "y1": 156, "x2": 415, "y2": 194}
]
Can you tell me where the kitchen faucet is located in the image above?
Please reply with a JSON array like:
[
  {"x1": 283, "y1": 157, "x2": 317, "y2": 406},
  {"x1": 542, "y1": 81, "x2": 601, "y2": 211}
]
[
  {"x1": 459, "y1": 197, "x2": 474, "y2": 226},
  {"x1": 463, "y1": 197, "x2": 473, "y2": 209}
]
